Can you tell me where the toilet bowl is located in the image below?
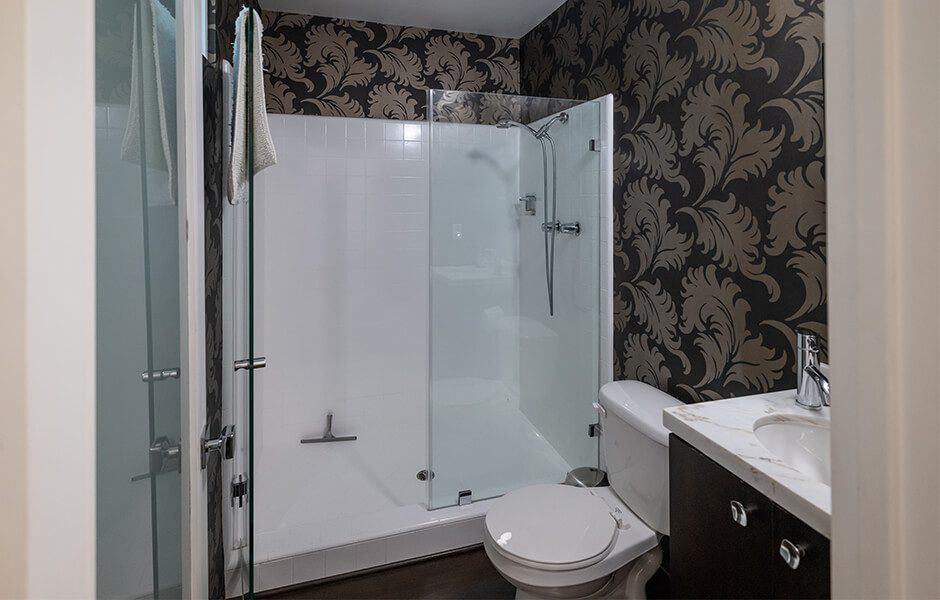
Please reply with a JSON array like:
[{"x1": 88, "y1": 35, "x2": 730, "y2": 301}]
[{"x1": 483, "y1": 381, "x2": 681, "y2": 599}]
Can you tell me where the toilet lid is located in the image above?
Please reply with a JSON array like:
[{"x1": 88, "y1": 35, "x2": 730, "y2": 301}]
[{"x1": 485, "y1": 484, "x2": 618, "y2": 570}]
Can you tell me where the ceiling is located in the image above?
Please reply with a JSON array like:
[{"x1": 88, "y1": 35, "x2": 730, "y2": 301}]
[{"x1": 260, "y1": 0, "x2": 568, "y2": 38}]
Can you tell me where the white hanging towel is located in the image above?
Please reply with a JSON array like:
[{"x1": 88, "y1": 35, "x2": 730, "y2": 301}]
[
  {"x1": 229, "y1": 7, "x2": 277, "y2": 205},
  {"x1": 121, "y1": 0, "x2": 177, "y2": 203}
]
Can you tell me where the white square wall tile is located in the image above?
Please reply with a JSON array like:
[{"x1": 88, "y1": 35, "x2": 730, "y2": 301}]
[
  {"x1": 403, "y1": 123, "x2": 422, "y2": 141},
  {"x1": 346, "y1": 119, "x2": 366, "y2": 140},
  {"x1": 356, "y1": 538, "x2": 388, "y2": 570},
  {"x1": 322, "y1": 544, "x2": 358, "y2": 578},
  {"x1": 403, "y1": 141, "x2": 423, "y2": 160},
  {"x1": 325, "y1": 118, "x2": 347, "y2": 145},
  {"x1": 255, "y1": 558, "x2": 292, "y2": 592},
  {"x1": 292, "y1": 551, "x2": 324, "y2": 585},
  {"x1": 384, "y1": 122, "x2": 404, "y2": 140},
  {"x1": 366, "y1": 120, "x2": 386, "y2": 141},
  {"x1": 385, "y1": 532, "x2": 421, "y2": 564}
]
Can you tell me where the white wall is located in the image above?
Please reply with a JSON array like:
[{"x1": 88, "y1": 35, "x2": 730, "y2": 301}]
[
  {"x1": 0, "y1": 1, "x2": 28, "y2": 596},
  {"x1": 23, "y1": 0, "x2": 97, "y2": 596}
]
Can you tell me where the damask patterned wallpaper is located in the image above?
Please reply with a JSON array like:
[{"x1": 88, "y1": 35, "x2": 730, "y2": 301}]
[
  {"x1": 521, "y1": 0, "x2": 826, "y2": 403},
  {"x1": 255, "y1": 10, "x2": 520, "y2": 119}
]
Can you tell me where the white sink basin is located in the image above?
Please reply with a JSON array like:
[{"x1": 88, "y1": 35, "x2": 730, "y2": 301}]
[{"x1": 754, "y1": 416, "x2": 831, "y2": 486}]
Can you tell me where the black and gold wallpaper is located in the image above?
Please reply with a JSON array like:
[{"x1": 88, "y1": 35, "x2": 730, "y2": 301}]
[
  {"x1": 521, "y1": 0, "x2": 826, "y2": 403},
  {"x1": 256, "y1": 10, "x2": 520, "y2": 119}
]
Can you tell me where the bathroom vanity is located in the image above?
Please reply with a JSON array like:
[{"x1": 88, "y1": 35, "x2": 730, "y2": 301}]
[{"x1": 663, "y1": 391, "x2": 831, "y2": 599}]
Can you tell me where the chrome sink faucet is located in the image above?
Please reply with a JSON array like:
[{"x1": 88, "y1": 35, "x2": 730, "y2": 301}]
[{"x1": 796, "y1": 329, "x2": 830, "y2": 410}]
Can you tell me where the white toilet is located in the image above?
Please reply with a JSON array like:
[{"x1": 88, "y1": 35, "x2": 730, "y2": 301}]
[{"x1": 483, "y1": 381, "x2": 681, "y2": 599}]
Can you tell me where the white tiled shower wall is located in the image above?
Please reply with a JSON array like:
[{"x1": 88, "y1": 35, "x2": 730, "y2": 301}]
[{"x1": 254, "y1": 115, "x2": 434, "y2": 560}]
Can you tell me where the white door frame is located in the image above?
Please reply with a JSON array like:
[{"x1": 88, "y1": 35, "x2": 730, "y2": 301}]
[
  {"x1": 19, "y1": 0, "x2": 96, "y2": 597},
  {"x1": 177, "y1": 0, "x2": 209, "y2": 597},
  {"x1": 827, "y1": 1, "x2": 940, "y2": 598}
]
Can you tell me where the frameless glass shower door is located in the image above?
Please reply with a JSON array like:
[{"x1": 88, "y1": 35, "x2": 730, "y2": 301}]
[{"x1": 428, "y1": 91, "x2": 602, "y2": 508}]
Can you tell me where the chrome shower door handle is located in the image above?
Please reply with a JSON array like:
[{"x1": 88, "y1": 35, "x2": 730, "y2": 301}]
[{"x1": 234, "y1": 356, "x2": 266, "y2": 371}]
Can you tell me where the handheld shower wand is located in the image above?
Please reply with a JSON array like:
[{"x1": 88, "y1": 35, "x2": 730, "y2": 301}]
[{"x1": 497, "y1": 112, "x2": 569, "y2": 316}]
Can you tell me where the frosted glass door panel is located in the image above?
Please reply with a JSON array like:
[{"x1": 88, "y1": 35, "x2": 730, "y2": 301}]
[{"x1": 95, "y1": 0, "x2": 182, "y2": 597}]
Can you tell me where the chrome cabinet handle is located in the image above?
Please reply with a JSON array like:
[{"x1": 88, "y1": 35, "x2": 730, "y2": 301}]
[
  {"x1": 779, "y1": 539, "x2": 806, "y2": 569},
  {"x1": 730, "y1": 500, "x2": 753, "y2": 527}
]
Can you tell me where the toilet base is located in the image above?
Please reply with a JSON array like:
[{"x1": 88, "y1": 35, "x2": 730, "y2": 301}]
[{"x1": 501, "y1": 544, "x2": 663, "y2": 600}]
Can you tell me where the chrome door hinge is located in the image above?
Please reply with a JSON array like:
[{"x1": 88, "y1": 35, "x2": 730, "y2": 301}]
[
  {"x1": 140, "y1": 367, "x2": 180, "y2": 382},
  {"x1": 589, "y1": 139, "x2": 601, "y2": 152},
  {"x1": 201, "y1": 424, "x2": 235, "y2": 469},
  {"x1": 231, "y1": 474, "x2": 248, "y2": 508},
  {"x1": 458, "y1": 489, "x2": 472, "y2": 506},
  {"x1": 588, "y1": 422, "x2": 602, "y2": 437}
]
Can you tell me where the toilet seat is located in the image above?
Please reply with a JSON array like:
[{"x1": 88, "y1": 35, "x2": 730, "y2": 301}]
[
  {"x1": 483, "y1": 485, "x2": 660, "y2": 592},
  {"x1": 485, "y1": 484, "x2": 618, "y2": 570}
]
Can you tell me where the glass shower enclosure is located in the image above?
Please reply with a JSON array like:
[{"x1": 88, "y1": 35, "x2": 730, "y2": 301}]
[
  {"x1": 225, "y1": 84, "x2": 606, "y2": 595},
  {"x1": 427, "y1": 90, "x2": 603, "y2": 508}
]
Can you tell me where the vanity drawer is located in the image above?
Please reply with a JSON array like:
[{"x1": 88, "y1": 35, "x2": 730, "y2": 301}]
[{"x1": 669, "y1": 434, "x2": 774, "y2": 599}]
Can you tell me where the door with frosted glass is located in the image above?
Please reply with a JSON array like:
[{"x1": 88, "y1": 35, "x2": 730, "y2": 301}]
[{"x1": 95, "y1": 0, "x2": 182, "y2": 597}]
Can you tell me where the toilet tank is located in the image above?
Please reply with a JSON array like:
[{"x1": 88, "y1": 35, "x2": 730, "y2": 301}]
[{"x1": 598, "y1": 381, "x2": 681, "y2": 535}]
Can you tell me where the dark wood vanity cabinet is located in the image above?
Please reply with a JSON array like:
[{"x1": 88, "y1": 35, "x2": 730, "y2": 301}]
[{"x1": 669, "y1": 434, "x2": 831, "y2": 599}]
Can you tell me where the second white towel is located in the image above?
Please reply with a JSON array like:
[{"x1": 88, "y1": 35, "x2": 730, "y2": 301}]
[{"x1": 229, "y1": 7, "x2": 277, "y2": 205}]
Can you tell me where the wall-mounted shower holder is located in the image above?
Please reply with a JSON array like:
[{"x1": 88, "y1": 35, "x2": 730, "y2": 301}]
[
  {"x1": 519, "y1": 194, "x2": 537, "y2": 215},
  {"x1": 541, "y1": 221, "x2": 582, "y2": 236}
]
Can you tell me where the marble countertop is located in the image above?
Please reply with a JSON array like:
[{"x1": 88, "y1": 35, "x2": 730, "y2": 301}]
[{"x1": 663, "y1": 390, "x2": 831, "y2": 538}]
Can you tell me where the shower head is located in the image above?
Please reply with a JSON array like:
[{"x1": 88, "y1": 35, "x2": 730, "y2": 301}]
[
  {"x1": 496, "y1": 119, "x2": 540, "y2": 138},
  {"x1": 495, "y1": 112, "x2": 569, "y2": 139},
  {"x1": 534, "y1": 112, "x2": 569, "y2": 138}
]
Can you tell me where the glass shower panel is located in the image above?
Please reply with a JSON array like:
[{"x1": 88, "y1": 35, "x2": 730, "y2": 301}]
[
  {"x1": 95, "y1": 0, "x2": 182, "y2": 597},
  {"x1": 428, "y1": 91, "x2": 601, "y2": 509},
  {"x1": 518, "y1": 100, "x2": 601, "y2": 474}
]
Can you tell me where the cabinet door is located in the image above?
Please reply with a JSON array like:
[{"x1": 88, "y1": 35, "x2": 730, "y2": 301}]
[
  {"x1": 773, "y1": 505, "x2": 831, "y2": 598},
  {"x1": 670, "y1": 435, "x2": 774, "y2": 599}
]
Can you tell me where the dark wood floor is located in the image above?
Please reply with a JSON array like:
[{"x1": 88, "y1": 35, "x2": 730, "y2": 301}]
[{"x1": 261, "y1": 547, "x2": 517, "y2": 600}]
